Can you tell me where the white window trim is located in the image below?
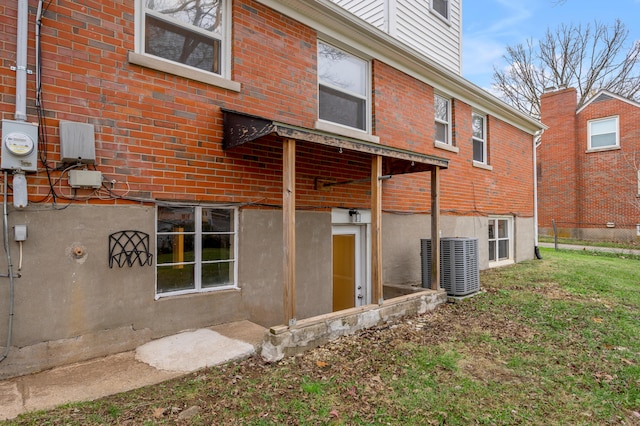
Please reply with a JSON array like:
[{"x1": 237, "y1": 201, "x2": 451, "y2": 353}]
[
  {"x1": 473, "y1": 161, "x2": 493, "y2": 171},
  {"x1": 472, "y1": 111, "x2": 488, "y2": 165},
  {"x1": 315, "y1": 120, "x2": 380, "y2": 143},
  {"x1": 434, "y1": 93, "x2": 452, "y2": 147},
  {"x1": 155, "y1": 206, "x2": 238, "y2": 299},
  {"x1": 587, "y1": 116, "x2": 619, "y2": 152},
  {"x1": 132, "y1": 0, "x2": 240, "y2": 92},
  {"x1": 488, "y1": 216, "x2": 514, "y2": 268},
  {"x1": 316, "y1": 40, "x2": 374, "y2": 137},
  {"x1": 430, "y1": 0, "x2": 451, "y2": 23}
]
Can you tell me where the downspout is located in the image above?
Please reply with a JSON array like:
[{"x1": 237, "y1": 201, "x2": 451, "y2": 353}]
[
  {"x1": 533, "y1": 130, "x2": 543, "y2": 260},
  {"x1": 14, "y1": 0, "x2": 30, "y2": 121}
]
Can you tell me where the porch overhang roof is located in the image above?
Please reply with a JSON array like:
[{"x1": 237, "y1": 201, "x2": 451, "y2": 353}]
[{"x1": 222, "y1": 109, "x2": 449, "y2": 175}]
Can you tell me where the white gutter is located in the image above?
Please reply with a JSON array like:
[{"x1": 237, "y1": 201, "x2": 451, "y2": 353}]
[{"x1": 14, "y1": 0, "x2": 29, "y2": 121}]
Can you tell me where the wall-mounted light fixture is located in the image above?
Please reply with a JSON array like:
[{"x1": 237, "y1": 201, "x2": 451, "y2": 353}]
[{"x1": 349, "y1": 209, "x2": 361, "y2": 223}]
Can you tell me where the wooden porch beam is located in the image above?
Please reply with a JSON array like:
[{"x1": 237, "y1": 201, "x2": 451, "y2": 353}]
[
  {"x1": 283, "y1": 138, "x2": 296, "y2": 325},
  {"x1": 371, "y1": 155, "x2": 383, "y2": 304},
  {"x1": 430, "y1": 167, "x2": 441, "y2": 291}
]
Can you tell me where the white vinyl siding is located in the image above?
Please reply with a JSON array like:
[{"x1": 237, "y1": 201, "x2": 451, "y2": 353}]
[
  {"x1": 330, "y1": 0, "x2": 462, "y2": 75},
  {"x1": 330, "y1": 0, "x2": 387, "y2": 30}
]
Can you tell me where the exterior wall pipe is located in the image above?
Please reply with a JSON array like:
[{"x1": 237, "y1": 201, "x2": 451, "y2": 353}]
[
  {"x1": 1, "y1": 172, "x2": 16, "y2": 363},
  {"x1": 14, "y1": 0, "x2": 30, "y2": 121}
]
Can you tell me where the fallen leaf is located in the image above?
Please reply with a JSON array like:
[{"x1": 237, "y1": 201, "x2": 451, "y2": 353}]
[
  {"x1": 152, "y1": 407, "x2": 166, "y2": 418},
  {"x1": 316, "y1": 360, "x2": 329, "y2": 368},
  {"x1": 592, "y1": 318, "x2": 603, "y2": 323}
]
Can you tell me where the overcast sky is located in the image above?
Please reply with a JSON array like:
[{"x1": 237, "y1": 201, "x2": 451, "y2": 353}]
[{"x1": 461, "y1": 0, "x2": 640, "y2": 90}]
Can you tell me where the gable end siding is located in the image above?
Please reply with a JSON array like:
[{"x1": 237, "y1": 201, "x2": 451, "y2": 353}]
[{"x1": 330, "y1": 0, "x2": 462, "y2": 74}]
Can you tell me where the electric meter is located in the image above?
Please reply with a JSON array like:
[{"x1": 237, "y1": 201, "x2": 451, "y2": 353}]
[
  {"x1": 1, "y1": 119, "x2": 39, "y2": 172},
  {"x1": 4, "y1": 132, "x2": 35, "y2": 156}
]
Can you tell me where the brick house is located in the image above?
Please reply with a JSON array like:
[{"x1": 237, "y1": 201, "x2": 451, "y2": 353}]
[
  {"x1": 0, "y1": 0, "x2": 542, "y2": 378},
  {"x1": 538, "y1": 87, "x2": 640, "y2": 241}
]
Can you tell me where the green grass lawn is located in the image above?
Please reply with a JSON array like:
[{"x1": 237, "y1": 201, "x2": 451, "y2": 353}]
[{"x1": 5, "y1": 248, "x2": 640, "y2": 425}]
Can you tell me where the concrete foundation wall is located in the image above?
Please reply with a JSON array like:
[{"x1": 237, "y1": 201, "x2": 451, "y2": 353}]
[
  {"x1": 540, "y1": 226, "x2": 640, "y2": 242},
  {"x1": 382, "y1": 214, "x2": 535, "y2": 285},
  {"x1": 0, "y1": 206, "x2": 535, "y2": 379},
  {"x1": 0, "y1": 205, "x2": 247, "y2": 379},
  {"x1": 239, "y1": 210, "x2": 332, "y2": 328}
]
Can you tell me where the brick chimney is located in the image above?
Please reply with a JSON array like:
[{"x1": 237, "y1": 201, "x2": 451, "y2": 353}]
[{"x1": 538, "y1": 87, "x2": 578, "y2": 236}]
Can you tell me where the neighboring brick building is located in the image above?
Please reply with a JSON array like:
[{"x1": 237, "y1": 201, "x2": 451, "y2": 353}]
[
  {"x1": 539, "y1": 87, "x2": 640, "y2": 241},
  {"x1": 0, "y1": 0, "x2": 542, "y2": 377}
]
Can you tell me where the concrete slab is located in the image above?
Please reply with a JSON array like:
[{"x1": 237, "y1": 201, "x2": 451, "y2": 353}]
[
  {"x1": 135, "y1": 329, "x2": 256, "y2": 373},
  {"x1": 0, "y1": 320, "x2": 266, "y2": 421}
]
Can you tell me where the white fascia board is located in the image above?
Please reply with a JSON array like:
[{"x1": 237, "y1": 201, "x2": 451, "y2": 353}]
[{"x1": 256, "y1": 0, "x2": 544, "y2": 135}]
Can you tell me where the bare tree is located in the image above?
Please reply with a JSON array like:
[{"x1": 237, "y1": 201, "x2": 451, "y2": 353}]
[{"x1": 493, "y1": 20, "x2": 640, "y2": 118}]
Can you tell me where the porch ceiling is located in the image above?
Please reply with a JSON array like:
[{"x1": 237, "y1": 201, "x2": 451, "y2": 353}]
[{"x1": 222, "y1": 109, "x2": 449, "y2": 175}]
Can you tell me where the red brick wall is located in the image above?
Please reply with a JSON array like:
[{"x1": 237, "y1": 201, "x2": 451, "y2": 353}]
[
  {"x1": 539, "y1": 88, "x2": 640, "y2": 235},
  {"x1": 374, "y1": 63, "x2": 534, "y2": 216},
  {"x1": 538, "y1": 88, "x2": 578, "y2": 230},
  {"x1": 0, "y1": 0, "x2": 533, "y2": 217},
  {"x1": 575, "y1": 97, "x2": 640, "y2": 229}
]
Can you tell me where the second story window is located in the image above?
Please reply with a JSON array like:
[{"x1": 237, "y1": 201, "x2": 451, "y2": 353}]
[
  {"x1": 142, "y1": 0, "x2": 226, "y2": 76},
  {"x1": 588, "y1": 116, "x2": 619, "y2": 150},
  {"x1": 435, "y1": 94, "x2": 451, "y2": 145},
  {"x1": 318, "y1": 41, "x2": 369, "y2": 132},
  {"x1": 432, "y1": 0, "x2": 449, "y2": 20},
  {"x1": 472, "y1": 112, "x2": 487, "y2": 164}
]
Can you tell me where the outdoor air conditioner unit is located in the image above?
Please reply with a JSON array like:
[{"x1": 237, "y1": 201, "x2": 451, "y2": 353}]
[{"x1": 421, "y1": 237, "x2": 480, "y2": 296}]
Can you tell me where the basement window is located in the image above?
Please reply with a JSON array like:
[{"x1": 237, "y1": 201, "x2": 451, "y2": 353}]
[
  {"x1": 156, "y1": 205, "x2": 237, "y2": 297},
  {"x1": 488, "y1": 216, "x2": 513, "y2": 267}
]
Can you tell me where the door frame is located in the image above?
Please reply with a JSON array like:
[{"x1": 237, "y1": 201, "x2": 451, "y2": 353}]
[{"x1": 331, "y1": 209, "x2": 371, "y2": 307}]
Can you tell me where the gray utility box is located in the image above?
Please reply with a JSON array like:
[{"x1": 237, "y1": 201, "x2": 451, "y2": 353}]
[{"x1": 421, "y1": 237, "x2": 480, "y2": 296}]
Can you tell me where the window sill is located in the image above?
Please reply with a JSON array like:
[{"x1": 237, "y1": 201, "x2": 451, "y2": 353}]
[
  {"x1": 155, "y1": 285, "x2": 240, "y2": 300},
  {"x1": 586, "y1": 145, "x2": 620, "y2": 153},
  {"x1": 435, "y1": 141, "x2": 459, "y2": 153},
  {"x1": 472, "y1": 161, "x2": 493, "y2": 171},
  {"x1": 315, "y1": 120, "x2": 380, "y2": 144},
  {"x1": 128, "y1": 52, "x2": 241, "y2": 92},
  {"x1": 488, "y1": 259, "x2": 514, "y2": 269}
]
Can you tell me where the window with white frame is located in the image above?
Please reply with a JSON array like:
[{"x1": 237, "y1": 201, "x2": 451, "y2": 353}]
[
  {"x1": 432, "y1": 0, "x2": 449, "y2": 19},
  {"x1": 141, "y1": 0, "x2": 227, "y2": 76},
  {"x1": 318, "y1": 41, "x2": 369, "y2": 132},
  {"x1": 472, "y1": 112, "x2": 487, "y2": 163},
  {"x1": 435, "y1": 94, "x2": 451, "y2": 145},
  {"x1": 588, "y1": 116, "x2": 619, "y2": 150},
  {"x1": 156, "y1": 206, "x2": 237, "y2": 296},
  {"x1": 488, "y1": 217, "x2": 512, "y2": 264}
]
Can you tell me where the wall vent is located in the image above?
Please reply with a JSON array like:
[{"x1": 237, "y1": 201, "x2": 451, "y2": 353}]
[{"x1": 421, "y1": 237, "x2": 480, "y2": 296}]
